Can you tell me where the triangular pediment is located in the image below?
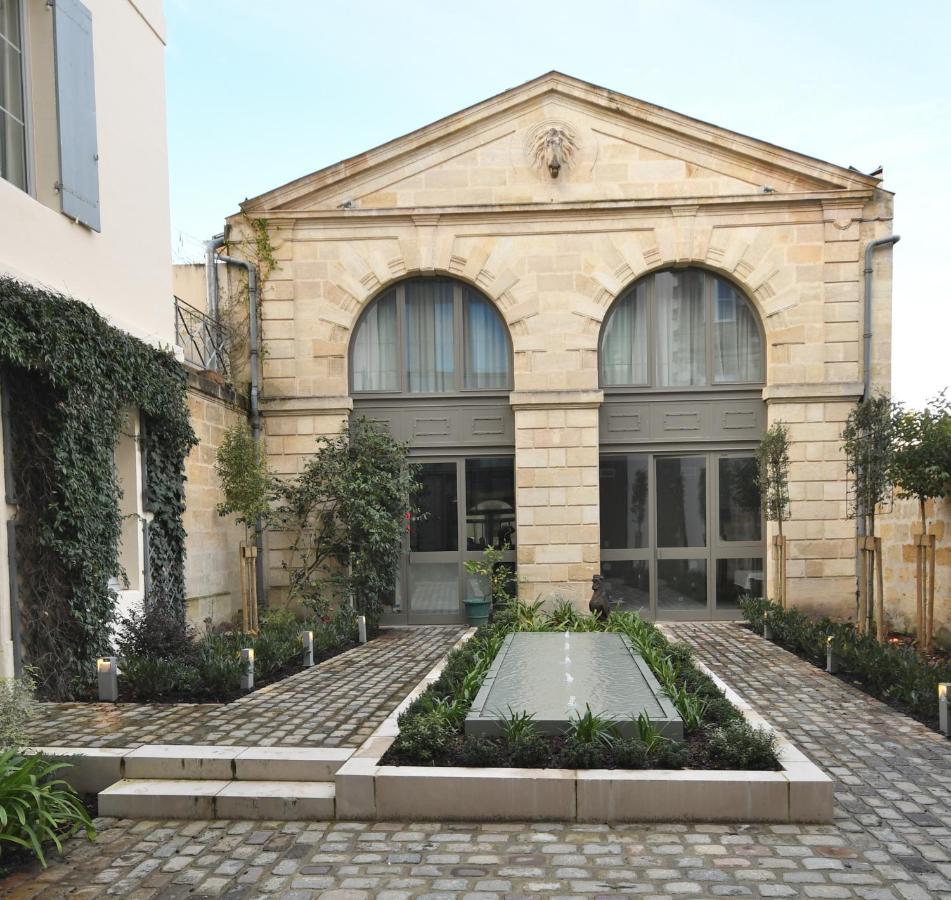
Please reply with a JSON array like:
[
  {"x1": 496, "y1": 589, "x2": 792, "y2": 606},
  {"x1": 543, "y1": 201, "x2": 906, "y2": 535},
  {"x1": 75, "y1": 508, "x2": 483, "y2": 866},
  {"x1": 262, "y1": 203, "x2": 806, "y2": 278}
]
[{"x1": 241, "y1": 72, "x2": 879, "y2": 215}]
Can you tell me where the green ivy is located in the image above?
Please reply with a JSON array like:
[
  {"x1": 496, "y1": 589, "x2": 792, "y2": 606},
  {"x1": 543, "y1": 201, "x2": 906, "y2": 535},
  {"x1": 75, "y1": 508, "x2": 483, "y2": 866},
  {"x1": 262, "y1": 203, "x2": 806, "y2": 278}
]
[{"x1": 0, "y1": 277, "x2": 196, "y2": 699}]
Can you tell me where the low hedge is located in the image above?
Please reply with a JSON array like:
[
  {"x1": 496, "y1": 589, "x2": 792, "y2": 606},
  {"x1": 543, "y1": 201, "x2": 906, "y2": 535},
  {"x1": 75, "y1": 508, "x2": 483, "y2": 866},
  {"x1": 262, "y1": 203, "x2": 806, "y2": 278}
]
[
  {"x1": 111, "y1": 605, "x2": 359, "y2": 703},
  {"x1": 383, "y1": 599, "x2": 779, "y2": 770},
  {"x1": 741, "y1": 596, "x2": 951, "y2": 728}
]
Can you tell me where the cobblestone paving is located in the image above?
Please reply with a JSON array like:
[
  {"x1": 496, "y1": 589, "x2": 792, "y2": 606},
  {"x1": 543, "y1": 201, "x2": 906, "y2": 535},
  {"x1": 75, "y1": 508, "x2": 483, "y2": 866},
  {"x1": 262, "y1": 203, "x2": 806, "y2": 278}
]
[
  {"x1": 5, "y1": 623, "x2": 950, "y2": 898},
  {"x1": 26, "y1": 626, "x2": 466, "y2": 749}
]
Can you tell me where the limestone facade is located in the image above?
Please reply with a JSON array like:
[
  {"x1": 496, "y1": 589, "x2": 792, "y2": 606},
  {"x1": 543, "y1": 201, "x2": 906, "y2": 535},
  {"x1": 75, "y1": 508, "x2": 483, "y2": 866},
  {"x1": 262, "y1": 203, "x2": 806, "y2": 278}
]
[
  {"x1": 880, "y1": 496, "x2": 950, "y2": 645},
  {"x1": 223, "y1": 73, "x2": 895, "y2": 620},
  {"x1": 181, "y1": 374, "x2": 249, "y2": 629}
]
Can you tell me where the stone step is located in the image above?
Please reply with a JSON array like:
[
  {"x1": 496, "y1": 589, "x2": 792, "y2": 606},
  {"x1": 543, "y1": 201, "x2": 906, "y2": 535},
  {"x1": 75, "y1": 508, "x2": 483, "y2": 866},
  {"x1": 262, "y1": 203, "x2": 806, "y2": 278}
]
[
  {"x1": 120, "y1": 745, "x2": 352, "y2": 782},
  {"x1": 99, "y1": 779, "x2": 336, "y2": 820}
]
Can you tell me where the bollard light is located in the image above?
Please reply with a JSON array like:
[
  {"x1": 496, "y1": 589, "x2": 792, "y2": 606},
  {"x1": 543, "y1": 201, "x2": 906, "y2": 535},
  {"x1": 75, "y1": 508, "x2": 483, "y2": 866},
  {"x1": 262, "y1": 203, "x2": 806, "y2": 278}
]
[
  {"x1": 240, "y1": 647, "x2": 255, "y2": 691},
  {"x1": 763, "y1": 621, "x2": 772, "y2": 641},
  {"x1": 940, "y1": 683, "x2": 949, "y2": 737},
  {"x1": 825, "y1": 636, "x2": 838, "y2": 675},
  {"x1": 357, "y1": 615, "x2": 367, "y2": 645},
  {"x1": 301, "y1": 630, "x2": 314, "y2": 667},
  {"x1": 97, "y1": 656, "x2": 119, "y2": 702}
]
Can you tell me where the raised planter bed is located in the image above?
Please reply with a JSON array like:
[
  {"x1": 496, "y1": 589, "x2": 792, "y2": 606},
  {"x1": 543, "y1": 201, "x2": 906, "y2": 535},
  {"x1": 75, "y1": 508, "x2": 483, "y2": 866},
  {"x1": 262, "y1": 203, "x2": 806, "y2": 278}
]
[{"x1": 335, "y1": 631, "x2": 833, "y2": 824}]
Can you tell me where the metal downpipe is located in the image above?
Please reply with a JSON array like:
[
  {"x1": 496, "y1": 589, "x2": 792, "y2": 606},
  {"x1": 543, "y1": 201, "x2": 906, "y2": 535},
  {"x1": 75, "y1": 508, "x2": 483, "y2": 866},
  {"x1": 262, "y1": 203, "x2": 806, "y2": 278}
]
[
  {"x1": 855, "y1": 233, "x2": 900, "y2": 622},
  {"x1": 214, "y1": 252, "x2": 266, "y2": 613}
]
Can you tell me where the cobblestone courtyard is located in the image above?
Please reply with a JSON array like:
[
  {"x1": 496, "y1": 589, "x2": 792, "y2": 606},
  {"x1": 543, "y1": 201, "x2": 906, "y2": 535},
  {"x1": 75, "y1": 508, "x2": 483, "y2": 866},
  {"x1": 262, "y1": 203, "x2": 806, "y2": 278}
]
[
  {"x1": 4, "y1": 624, "x2": 950, "y2": 898},
  {"x1": 26, "y1": 627, "x2": 467, "y2": 749}
]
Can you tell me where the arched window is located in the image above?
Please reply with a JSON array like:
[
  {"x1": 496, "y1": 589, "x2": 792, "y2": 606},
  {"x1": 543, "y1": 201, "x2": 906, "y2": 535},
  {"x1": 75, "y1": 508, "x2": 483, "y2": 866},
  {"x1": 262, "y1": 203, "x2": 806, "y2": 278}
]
[
  {"x1": 351, "y1": 277, "x2": 512, "y2": 394},
  {"x1": 600, "y1": 268, "x2": 763, "y2": 388}
]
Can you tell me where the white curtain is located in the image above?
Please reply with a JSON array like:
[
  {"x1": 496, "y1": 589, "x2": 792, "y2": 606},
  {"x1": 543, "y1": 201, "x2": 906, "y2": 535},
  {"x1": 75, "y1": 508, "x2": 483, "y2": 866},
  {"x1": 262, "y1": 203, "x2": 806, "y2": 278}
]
[
  {"x1": 714, "y1": 281, "x2": 762, "y2": 382},
  {"x1": 655, "y1": 270, "x2": 705, "y2": 386},
  {"x1": 601, "y1": 284, "x2": 648, "y2": 385},
  {"x1": 351, "y1": 290, "x2": 398, "y2": 391},
  {"x1": 464, "y1": 293, "x2": 509, "y2": 389},
  {"x1": 406, "y1": 280, "x2": 455, "y2": 392}
]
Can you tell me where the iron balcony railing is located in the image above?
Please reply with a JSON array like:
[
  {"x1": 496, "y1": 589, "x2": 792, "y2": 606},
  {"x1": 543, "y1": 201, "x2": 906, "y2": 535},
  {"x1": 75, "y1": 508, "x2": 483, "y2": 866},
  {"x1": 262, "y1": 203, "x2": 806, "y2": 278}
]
[{"x1": 175, "y1": 296, "x2": 230, "y2": 380}]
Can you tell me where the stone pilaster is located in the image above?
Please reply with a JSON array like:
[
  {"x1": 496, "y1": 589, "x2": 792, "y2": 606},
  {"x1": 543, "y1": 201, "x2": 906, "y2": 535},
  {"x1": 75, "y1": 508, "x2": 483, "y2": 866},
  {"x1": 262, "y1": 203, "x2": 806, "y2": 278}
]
[{"x1": 511, "y1": 390, "x2": 602, "y2": 609}]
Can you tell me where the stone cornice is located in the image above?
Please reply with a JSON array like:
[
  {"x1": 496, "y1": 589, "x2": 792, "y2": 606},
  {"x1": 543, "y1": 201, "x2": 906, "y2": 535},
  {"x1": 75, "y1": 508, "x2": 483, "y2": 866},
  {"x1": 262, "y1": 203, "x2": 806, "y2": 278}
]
[
  {"x1": 763, "y1": 382, "x2": 863, "y2": 403},
  {"x1": 260, "y1": 396, "x2": 354, "y2": 416},
  {"x1": 258, "y1": 189, "x2": 876, "y2": 229},
  {"x1": 509, "y1": 390, "x2": 604, "y2": 410}
]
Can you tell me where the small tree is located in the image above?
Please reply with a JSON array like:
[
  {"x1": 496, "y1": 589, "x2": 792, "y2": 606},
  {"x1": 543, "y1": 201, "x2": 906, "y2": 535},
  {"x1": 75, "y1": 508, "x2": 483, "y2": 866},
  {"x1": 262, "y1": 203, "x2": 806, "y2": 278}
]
[
  {"x1": 756, "y1": 423, "x2": 791, "y2": 607},
  {"x1": 843, "y1": 395, "x2": 896, "y2": 639},
  {"x1": 891, "y1": 390, "x2": 951, "y2": 652},
  {"x1": 275, "y1": 417, "x2": 419, "y2": 626},
  {"x1": 215, "y1": 422, "x2": 273, "y2": 629}
]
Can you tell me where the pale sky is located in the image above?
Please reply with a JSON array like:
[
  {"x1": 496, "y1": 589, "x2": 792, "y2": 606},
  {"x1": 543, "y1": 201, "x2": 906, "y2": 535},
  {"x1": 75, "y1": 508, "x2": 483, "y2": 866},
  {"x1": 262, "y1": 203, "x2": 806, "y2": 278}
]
[{"x1": 165, "y1": 0, "x2": 950, "y2": 407}]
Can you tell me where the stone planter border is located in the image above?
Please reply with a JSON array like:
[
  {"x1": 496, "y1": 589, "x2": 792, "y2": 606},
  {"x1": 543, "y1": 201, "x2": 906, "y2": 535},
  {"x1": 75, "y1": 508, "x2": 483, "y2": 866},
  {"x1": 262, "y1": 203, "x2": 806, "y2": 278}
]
[{"x1": 335, "y1": 632, "x2": 833, "y2": 823}]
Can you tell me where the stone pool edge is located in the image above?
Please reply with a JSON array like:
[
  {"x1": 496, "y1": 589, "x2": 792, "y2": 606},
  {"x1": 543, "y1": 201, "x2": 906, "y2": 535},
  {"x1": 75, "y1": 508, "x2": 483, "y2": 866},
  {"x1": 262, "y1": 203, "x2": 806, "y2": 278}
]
[{"x1": 335, "y1": 637, "x2": 833, "y2": 824}]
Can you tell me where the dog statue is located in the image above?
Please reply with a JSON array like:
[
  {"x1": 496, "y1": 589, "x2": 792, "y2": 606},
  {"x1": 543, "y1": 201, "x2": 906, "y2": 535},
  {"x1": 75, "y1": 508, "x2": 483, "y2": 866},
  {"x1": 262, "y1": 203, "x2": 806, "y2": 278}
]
[{"x1": 589, "y1": 573, "x2": 611, "y2": 621}]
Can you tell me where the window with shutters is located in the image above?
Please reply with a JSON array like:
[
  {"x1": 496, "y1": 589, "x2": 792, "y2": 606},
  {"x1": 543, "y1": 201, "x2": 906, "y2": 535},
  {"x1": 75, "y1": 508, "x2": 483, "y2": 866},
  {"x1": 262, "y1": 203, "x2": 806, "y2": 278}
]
[
  {"x1": 1, "y1": 0, "x2": 101, "y2": 230},
  {"x1": 0, "y1": 0, "x2": 28, "y2": 190}
]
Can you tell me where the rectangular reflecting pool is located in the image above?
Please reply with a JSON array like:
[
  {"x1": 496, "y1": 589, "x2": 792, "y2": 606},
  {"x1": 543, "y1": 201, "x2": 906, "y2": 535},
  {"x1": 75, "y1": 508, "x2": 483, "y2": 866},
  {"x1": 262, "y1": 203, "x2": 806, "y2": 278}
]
[{"x1": 465, "y1": 632, "x2": 683, "y2": 740}]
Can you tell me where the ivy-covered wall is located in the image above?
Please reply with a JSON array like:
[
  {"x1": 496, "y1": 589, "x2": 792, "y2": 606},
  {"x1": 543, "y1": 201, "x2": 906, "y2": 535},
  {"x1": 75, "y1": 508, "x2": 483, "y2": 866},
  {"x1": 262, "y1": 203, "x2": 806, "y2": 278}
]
[{"x1": 0, "y1": 277, "x2": 197, "y2": 699}]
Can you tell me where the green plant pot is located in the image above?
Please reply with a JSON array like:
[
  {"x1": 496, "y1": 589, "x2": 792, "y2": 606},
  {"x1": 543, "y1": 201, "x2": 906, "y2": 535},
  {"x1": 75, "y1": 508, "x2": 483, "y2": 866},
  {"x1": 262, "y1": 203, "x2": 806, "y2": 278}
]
[{"x1": 463, "y1": 597, "x2": 492, "y2": 626}]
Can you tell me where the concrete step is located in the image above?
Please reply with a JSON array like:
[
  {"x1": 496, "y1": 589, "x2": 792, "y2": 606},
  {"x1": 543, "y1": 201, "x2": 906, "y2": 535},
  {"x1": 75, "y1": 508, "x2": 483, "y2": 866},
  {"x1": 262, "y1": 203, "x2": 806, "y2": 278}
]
[
  {"x1": 99, "y1": 779, "x2": 336, "y2": 820},
  {"x1": 121, "y1": 745, "x2": 352, "y2": 782}
]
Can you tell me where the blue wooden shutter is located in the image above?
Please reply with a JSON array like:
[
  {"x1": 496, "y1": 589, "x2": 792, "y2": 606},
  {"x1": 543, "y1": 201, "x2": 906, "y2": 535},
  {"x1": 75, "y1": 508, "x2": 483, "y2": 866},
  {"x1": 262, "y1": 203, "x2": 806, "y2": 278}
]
[{"x1": 53, "y1": 0, "x2": 100, "y2": 231}]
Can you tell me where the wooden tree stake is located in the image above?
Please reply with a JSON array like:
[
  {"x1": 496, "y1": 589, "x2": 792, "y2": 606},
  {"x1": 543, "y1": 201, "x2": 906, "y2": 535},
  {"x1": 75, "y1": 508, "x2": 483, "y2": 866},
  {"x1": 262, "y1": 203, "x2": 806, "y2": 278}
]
[{"x1": 874, "y1": 536, "x2": 885, "y2": 643}]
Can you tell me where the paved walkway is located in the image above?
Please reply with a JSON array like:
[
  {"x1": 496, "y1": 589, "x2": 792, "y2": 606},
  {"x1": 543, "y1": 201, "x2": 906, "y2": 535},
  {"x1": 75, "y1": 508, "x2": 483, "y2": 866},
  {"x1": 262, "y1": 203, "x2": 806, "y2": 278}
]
[
  {"x1": 27, "y1": 626, "x2": 467, "y2": 749},
  {"x1": 4, "y1": 623, "x2": 950, "y2": 898}
]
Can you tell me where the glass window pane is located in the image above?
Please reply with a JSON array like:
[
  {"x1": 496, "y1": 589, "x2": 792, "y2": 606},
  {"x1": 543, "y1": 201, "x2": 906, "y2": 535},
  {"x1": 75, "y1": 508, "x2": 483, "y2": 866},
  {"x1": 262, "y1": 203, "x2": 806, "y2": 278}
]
[
  {"x1": 601, "y1": 284, "x2": 648, "y2": 386},
  {"x1": 409, "y1": 562, "x2": 459, "y2": 615},
  {"x1": 0, "y1": 1, "x2": 22, "y2": 49},
  {"x1": 657, "y1": 559, "x2": 707, "y2": 610},
  {"x1": 713, "y1": 279, "x2": 762, "y2": 383},
  {"x1": 656, "y1": 456, "x2": 706, "y2": 548},
  {"x1": 465, "y1": 457, "x2": 515, "y2": 550},
  {"x1": 716, "y1": 558, "x2": 764, "y2": 609},
  {"x1": 655, "y1": 270, "x2": 705, "y2": 386},
  {"x1": 1, "y1": 38, "x2": 24, "y2": 121},
  {"x1": 599, "y1": 454, "x2": 649, "y2": 549},
  {"x1": 719, "y1": 456, "x2": 762, "y2": 542},
  {"x1": 406, "y1": 279, "x2": 455, "y2": 392},
  {"x1": 464, "y1": 293, "x2": 510, "y2": 389},
  {"x1": 601, "y1": 559, "x2": 649, "y2": 614},
  {"x1": 351, "y1": 290, "x2": 398, "y2": 391},
  {"x1": 411, "y1": 462, "x2": 457, "y2": 551},
  {"x1": 0, "y1": 108, "x2": 26, "y2": 189}
]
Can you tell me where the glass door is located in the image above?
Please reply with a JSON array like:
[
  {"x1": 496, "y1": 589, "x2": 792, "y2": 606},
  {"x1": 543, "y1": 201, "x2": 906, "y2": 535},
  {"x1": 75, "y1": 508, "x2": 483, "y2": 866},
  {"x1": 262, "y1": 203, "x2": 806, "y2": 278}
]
[
  {"x1": 381, "y1": 456, "x2": 517, "y2": 625},
  {"x1": 406, "y1": 460, "x2": 462, "y2": 624},
  {"x1": 598, "y1": 450, "x2": 763, "y2": 620},
  {"x1": 655, "y1": 455, "x2": 709, "y2": 618}
]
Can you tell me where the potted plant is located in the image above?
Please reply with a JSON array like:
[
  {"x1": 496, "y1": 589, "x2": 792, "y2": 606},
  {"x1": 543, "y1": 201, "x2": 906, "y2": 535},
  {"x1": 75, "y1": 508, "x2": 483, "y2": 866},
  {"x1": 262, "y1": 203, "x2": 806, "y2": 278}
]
[{"x1": 463, "y1": 544, "x2": 514, "y2": 626}]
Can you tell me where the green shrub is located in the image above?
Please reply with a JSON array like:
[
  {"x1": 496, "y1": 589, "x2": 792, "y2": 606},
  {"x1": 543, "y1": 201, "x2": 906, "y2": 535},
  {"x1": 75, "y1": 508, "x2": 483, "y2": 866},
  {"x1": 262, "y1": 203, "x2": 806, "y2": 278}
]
[
  {"x1": 459, "y1": 736, "x2": 503, "y2": 767},
  {"x1": 392, "y1": 711, "x2": 456, "y2": 763},
  {"x1": 559, "y1": 736, "x2": 610, "y2": 769},
  {"x1": 0, "y1": 674, "x2": 37, "y2": 748},
  {"x1": 0, "y1": 750, "x2": 94, "y2": 867},
  {"x1": 194, "y1": 639, "x2": 243, "y2": 698},
  {"x1": 649, "y1": 740, "x2": 689, "y2": 769},
  {"x1": 612, "y1": 737, "x2": 649, "y2": 769},
  {"x1": 702, "y1": 696, "x2": 743, "y2": 726},
  {"x1": 119, "y1": 655, "x2": 196, "y2": 701},
  {"x1": 704, "y1": 720, "x2": 778, "y2": 770},
  {"x1": 509, "y1": 733, "x2": 549, "y2": 767}
]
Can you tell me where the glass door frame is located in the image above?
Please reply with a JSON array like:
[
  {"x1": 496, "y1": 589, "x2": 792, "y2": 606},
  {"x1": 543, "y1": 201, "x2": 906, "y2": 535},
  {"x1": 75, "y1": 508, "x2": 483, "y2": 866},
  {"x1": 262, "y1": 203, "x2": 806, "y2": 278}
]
[
  {"x1": 382, "y1": 453, "x2": 517, "y2": 626},
  {"x1": 599, "y1": 446, "x2": 764, "y2": 621}
]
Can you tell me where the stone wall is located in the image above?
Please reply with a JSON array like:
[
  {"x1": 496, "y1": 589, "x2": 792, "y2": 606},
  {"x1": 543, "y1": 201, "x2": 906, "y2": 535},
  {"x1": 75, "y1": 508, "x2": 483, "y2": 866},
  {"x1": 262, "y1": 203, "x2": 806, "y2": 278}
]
[
  {"x1": 880, "y1": 495, "x2": 951, "y2": 646},
  {"x1": 181, "y1": 373, "x2": 249, "y2": 628}
]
